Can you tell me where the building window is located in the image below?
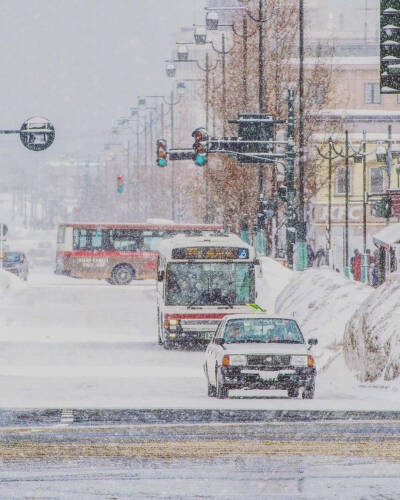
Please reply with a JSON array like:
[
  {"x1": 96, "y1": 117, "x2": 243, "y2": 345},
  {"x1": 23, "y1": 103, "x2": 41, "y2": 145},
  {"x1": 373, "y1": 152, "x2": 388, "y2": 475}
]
[
  {"x1": 335, "y1": 166, "x2": 352, "y2": 195},
  {"x1": 364, "y1": 83, "x2": 381, "y2": 104},
  {"x1": 370, "y1": 166, "x2": 385, "y2": 194}
]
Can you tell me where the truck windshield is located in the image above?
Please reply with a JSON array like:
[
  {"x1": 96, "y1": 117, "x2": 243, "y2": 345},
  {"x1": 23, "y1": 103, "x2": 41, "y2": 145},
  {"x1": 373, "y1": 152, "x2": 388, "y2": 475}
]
[
  {"x1": 166, "y1": 262, "x2": 254, "y2": 306},
  {"x1": 223, "y1": 318, "x2": 304, "y2": 344}
]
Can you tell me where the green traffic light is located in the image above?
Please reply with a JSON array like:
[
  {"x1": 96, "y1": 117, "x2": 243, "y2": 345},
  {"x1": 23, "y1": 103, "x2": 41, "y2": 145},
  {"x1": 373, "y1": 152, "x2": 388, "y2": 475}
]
[
  {"x1": 195, "y1": 153, "x2": 207, "y2": 166},
  {"x1": 157, "y1": 158, "x2": 167, "y2": 167}
]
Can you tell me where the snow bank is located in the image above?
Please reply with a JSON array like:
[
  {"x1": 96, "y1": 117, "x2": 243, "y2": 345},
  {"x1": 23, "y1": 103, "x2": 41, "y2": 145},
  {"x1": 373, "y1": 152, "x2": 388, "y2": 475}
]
[
  {"x1": 256, "y1": 257, "x2": 292, "y2": 313},
  {"x1": 343, "y1": 273, "x2": 400, "y2": 382},
  {"x1": 275, "y1": 267, "x2": 373, "y2": 370},
  {"x1": 0, "y1": 269, "x2": 25, "y2": 297}
]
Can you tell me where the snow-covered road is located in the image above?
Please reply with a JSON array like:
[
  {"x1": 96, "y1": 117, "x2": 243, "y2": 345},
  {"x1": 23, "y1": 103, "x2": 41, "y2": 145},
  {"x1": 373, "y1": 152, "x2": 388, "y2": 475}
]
[{"x1": 0, "y1": 269, "x2": 399, "y2": 409}]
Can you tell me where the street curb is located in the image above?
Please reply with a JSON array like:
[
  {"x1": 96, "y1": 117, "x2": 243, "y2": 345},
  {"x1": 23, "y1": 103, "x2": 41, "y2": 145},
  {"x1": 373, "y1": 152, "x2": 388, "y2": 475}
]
[{"x1": 2, "y1": 409, "x2": 400, "y2": 427}]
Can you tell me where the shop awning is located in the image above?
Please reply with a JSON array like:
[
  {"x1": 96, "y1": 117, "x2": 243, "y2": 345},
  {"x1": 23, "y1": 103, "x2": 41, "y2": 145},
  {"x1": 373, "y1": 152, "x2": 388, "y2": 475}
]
[{"x1": 373, "y1": 223, "x2": 400, "y2": 249}]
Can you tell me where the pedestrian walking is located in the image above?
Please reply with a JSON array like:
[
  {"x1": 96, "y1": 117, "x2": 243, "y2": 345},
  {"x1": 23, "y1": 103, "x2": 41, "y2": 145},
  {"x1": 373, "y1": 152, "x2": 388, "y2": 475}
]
[
  {"x1": 315, "y1": 247, "x2": 326, "y2": 267},
  {"x1": 307, "y1": 243, "x2": 315, "y2": 268},
  {"x1": 351, "y1": 249, "x2": 361, "y2": 281}
]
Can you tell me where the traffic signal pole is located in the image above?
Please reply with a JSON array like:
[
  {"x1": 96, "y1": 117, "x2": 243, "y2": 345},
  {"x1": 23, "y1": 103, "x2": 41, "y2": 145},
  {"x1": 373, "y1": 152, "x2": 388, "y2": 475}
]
[
  {"x1": 286, "y1": 89, "x2": 296, "y2": 269},
  {"x1": 296, "y1": 0, "x2": 307, "y2": 271}
]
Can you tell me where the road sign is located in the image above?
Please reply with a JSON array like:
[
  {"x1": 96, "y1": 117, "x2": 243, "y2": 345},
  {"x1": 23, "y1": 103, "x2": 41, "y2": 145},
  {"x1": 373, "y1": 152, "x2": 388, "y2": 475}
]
[
  {"x1": 387, "y1": 188, "x2": 400, "y2": 216},
  {"x1": 19, "y1": 117, "x2": 55, "y2": 151}
]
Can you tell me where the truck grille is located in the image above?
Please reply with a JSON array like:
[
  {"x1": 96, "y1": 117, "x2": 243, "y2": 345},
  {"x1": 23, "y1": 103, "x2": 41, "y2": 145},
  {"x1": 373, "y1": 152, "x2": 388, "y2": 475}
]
[{"x1": 247, "y1": 355, "x2": 291, "y2": 368}]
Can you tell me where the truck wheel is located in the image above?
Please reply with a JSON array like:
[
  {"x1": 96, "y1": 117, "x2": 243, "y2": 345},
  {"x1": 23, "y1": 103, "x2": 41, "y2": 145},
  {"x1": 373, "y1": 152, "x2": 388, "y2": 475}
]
[
  {"x1": 163, "y1": 338, "x2": 174, "y2": 350},
  {"x1": 111, "y1": 264, "x2": 135, "y2": 285},
  {"x1": 216, "y1": 369, "x2": 228, "y2": 399},
  {"x1": 206, "y1": 370, "x2": 216, "y2": 397},
  {"x1": 302, "y1": 381, "x2": 315, "y2": 399},
  {"x1": 287, "y1": 387, "x2": 300, "y2": 398},
  {"x1": 208, "y1": 381, "x2": 216, "y2": 397}
]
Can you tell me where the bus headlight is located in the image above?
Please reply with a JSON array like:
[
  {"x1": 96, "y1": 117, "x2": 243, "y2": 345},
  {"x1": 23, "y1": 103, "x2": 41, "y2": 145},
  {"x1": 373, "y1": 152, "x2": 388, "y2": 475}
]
[
  {"x1": 291, "y1": 355, "x2": 308, "y2": 367},
  {"x1": 222, "y1": 354, "x2": 247, "y2": 366}
]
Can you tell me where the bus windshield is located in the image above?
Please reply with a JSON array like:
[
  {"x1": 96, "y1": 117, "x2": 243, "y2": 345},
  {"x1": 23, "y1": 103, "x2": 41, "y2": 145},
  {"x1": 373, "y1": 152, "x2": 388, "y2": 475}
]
[{"x1": 166, "y1": 262, "x2": 254, "y2": 306}]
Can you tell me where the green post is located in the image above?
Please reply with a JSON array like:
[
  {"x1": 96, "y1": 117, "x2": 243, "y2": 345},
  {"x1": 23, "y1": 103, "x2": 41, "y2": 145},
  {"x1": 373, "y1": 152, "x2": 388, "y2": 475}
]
[
  {"x1": 361, "y1": 253, "x2": 369, "y2": 284},
  {"x1": 240, "y1": 230, "x2": 250, "y2": 245},
  {"x1": 256, "y1": 230, "x2": 266, "y2": 255}
]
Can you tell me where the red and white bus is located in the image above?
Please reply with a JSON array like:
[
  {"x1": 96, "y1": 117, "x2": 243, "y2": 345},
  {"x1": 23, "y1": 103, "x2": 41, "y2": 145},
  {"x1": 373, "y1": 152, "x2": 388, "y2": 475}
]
[
  {"x1": 157, "y1": 233, "x2": 256, "y2": 348},
  {"x1": 55, "y1": 221, "x2": 223, "y2": 284}
]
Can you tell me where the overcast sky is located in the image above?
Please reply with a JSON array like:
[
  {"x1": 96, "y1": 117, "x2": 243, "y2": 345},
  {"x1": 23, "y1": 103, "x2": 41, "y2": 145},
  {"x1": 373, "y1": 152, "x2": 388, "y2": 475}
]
[{"x1": 0, "y1": 0, "x2": 205, "y2": 172}]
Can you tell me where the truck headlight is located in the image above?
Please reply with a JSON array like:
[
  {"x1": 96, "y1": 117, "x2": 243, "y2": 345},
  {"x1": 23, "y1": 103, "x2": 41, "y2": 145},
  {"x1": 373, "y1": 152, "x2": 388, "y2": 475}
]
[
  {"x1": 222, "y1": 354, "x2": 247, "y2": 366},
  {"x1": 291, "y1": 355, "x2": 308, "y2": 367}
]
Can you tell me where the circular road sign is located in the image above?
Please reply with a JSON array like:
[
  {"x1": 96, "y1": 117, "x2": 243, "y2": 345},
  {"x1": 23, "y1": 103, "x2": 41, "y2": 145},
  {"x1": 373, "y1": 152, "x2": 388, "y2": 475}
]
[{"x1": 20, "y1": 117, "x2": 55, "y2": 152}]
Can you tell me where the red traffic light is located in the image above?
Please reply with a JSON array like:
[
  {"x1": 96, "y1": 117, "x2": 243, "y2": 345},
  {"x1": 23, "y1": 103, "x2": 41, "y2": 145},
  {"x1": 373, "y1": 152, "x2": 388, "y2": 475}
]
[
  {"x1": 192, "y1": 127, "x2": 208, "y2": 142},
  {"x1": 156, "y1": 138, "x2": 168, "y2": 167},
  {"x1": 117, "y1": 175, "x2": 124, "y2": 193}
]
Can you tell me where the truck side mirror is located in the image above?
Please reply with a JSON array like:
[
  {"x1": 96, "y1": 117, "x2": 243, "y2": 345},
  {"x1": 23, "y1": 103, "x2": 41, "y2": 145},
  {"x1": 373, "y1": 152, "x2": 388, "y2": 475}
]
[
  {"x1": 157, "y1": 270, "x2": 164, "y2": 282},
  {"x1": 308, "y1": 338, "x2": 318, "y2": 346}
]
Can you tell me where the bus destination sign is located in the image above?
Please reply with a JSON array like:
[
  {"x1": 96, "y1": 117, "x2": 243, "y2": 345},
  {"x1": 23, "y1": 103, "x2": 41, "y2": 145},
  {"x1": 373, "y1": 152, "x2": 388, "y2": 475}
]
[{"x1": 172, "y1": 247, "x2": 249, "y2": 260}]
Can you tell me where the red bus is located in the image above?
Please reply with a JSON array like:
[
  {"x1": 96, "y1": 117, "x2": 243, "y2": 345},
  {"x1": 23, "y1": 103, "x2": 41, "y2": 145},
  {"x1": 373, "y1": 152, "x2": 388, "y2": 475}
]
[{"x1": 55, "y1": 221, "x2": 223, "y2": 284}]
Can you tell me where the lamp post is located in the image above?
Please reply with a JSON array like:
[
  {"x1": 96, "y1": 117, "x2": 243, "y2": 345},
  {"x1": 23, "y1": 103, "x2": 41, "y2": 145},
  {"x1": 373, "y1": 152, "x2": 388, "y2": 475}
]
[
  {"x1": 330, "y1": 132, "x2": 367, "y2": 278},
  {"x1": 150, "y1": 81, "x2": 185, "y2": 221},
  {"x1": 316, "y1": 139, "x2": 343, "y2": 266}
]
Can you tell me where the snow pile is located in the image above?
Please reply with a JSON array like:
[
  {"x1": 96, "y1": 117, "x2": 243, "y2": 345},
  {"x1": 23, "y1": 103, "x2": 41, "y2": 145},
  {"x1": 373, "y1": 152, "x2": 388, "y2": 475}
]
[
  {"x1": 275, "y1": 267, "x2": 373, "y2": 370},
  {"x1": 0, "y1": 269, "x2": 26, "y2": 298},
  {"x1": 256, "y1": 257, "x2": 292, "y2": 313},
  {"x1": 343, "y1": 273, "x2": 400, "y2": 382}
]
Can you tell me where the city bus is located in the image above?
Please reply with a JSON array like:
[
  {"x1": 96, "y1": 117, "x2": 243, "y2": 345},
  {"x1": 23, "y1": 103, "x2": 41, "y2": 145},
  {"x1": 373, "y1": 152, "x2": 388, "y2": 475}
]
[
  {"x1": 157, "y1": 233, "x2": 256, "y2": 349},
  {"x1": 55, "y1": 221, "x2": 223, "y2": 285}
]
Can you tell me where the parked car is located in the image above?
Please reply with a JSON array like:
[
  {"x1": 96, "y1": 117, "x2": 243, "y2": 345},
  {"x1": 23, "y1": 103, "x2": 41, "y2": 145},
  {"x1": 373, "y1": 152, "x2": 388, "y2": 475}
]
[
  {"x1": 204, "y1": 314, "x2": 317, "y2": 399},
  {"x1": 2, "y1": 251, "x2": 29, "y2": 281}
]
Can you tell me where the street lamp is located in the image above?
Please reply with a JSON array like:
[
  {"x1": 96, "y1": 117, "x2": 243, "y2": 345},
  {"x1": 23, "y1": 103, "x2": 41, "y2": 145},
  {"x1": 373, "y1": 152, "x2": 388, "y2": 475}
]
[
  {"x1": 177, "y1": 81, "x2": 185, "y2": 96},
  {"x1": 177, "y1": 45, "x2": 189, "y2": 61},
  {"x1": 194, "y1": 26, "x2": 207, "y2": 45},
  {"x1": 166, "y1": 63, "x2": 176, "y2": 78},
  {"x1": 376, "y1": 143, "x2": 387, "y2": 163},
  {"x1": 206, "y1": 11, "x2": 219, "y2": 30}
]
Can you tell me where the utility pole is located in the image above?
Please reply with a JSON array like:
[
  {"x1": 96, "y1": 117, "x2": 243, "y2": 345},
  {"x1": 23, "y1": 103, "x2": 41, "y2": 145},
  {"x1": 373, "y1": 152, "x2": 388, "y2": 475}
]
[
  {"x1": 345, "y1": 130, "x2": 350, "y2": 278},
  {"x1": 362, "y1": 131, "x2": 367, "y2": 253},
  {"x1": 297, "y1": 0, "x2": 307, "y2": 270}
]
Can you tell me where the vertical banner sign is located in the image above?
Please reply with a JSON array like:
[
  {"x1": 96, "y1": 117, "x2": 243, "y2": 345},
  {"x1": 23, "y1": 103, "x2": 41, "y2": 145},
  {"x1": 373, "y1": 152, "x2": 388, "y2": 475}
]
[
  {"x1": 380, "y1": 2, "x2": 400, "y2": 94},
  {"x1": 387, "y1": 188, "x2": 400, "y2": 215}
]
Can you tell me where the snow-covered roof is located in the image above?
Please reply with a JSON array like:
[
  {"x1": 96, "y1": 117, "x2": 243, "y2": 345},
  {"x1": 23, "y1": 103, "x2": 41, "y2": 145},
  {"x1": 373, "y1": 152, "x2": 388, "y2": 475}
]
[
  {"x1": 289, "y1": 57, "x2": 379, "y2": 66},
  {"x1": 373, "y1": 223, "x2": 400, "y2": 249}
]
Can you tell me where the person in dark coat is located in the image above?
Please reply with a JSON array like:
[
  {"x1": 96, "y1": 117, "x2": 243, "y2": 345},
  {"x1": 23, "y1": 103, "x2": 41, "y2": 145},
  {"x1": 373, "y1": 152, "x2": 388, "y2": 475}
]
[
  {"x1": 315, "y1": 247, "x2": 326, "y2": 267},
  {"x1": 307, "y1": 244, "x2": 315, "y2": 268}
]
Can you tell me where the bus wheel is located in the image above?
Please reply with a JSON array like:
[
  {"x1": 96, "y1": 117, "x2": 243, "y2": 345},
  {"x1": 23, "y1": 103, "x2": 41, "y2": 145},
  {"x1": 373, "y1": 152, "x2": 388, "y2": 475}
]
[{"x1": 111, "y1": 264, "x2": 135, "y2": 285}]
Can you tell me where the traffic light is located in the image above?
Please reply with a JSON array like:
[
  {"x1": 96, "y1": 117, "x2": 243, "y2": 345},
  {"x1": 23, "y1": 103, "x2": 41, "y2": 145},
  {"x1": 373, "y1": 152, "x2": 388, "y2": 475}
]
[
  {"x1": 278, "y1": 185, "x2": 288, "y2": 201},
  {"x1": 117, "y1": 175, "x2": 124, "y2": 194},
  {"x1": 262, "y1": 198, "x2": 275, "y2": 219},
  {"x1": 192, "y1": 127, "x2": 209, "y2": 166},
  {"x1": 380, "y1": 2, "x2": 400, "y2": 94},
  {"x1": 371, "y1": 196, "x2": 391, "y2": 218},
  {"x1": 156, "y1": 139, "x2": 168, "y2": 167}
]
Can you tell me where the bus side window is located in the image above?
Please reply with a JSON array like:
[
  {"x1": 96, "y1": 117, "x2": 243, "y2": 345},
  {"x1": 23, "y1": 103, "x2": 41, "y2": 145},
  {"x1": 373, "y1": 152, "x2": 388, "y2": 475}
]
[{"x1": 73, "y1": 228, "x2": 88, "y2": 249}]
